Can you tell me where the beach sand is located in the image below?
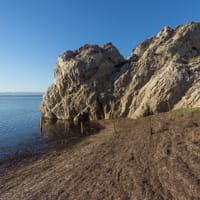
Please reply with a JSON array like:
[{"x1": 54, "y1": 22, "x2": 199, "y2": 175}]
[{"x1": 1, "y1": 113, "x2": 200, "y2": 199}]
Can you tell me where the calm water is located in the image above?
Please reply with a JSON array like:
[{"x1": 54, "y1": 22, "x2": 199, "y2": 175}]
[
  {"x1": 0, "y1": 95, "x2": 100, "y2": 160},
  {"x1": 0, "y1": 95, "x2": 46, "y2": 158}
]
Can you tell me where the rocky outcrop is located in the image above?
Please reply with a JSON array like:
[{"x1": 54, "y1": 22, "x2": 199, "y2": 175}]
[
  {"x1": 40, "y1": 22, "x2": 200, "y2": 122},
  {"x1": 40, "y1": 43, "x2": 126, "y2": 121}
]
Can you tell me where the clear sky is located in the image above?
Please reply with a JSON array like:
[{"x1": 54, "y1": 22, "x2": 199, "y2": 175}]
[{"x1": 1, "y1": 0, "x2": 200, "y2": 92}]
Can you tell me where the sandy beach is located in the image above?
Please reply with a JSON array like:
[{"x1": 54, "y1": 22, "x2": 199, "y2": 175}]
[{"x1": 1, "y1": 113, "x2": 200, "y2": 199}]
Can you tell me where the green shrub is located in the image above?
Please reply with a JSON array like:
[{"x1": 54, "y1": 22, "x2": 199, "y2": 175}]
[{"x1": 170, "y1": 107, "x2": 200, "y2": 117}]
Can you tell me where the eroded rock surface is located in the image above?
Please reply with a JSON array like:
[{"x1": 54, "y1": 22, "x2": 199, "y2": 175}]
[{"x1": 40, "y1": 22, "x2": 200, "y2": 121}]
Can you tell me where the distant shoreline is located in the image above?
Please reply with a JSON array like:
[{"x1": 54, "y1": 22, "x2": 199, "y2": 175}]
[{"x1": 0, "y1": 92, "x2": 44, "y2": 96}]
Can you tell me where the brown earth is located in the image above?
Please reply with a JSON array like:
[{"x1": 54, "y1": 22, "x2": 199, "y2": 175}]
[{"x1": 1, "y1": 112, "x2": 200, "y2": 200}]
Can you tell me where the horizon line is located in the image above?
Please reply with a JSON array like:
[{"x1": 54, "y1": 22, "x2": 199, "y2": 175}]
[{"x1": 0, "y1": 91, "x2": 44, "y2": 94}]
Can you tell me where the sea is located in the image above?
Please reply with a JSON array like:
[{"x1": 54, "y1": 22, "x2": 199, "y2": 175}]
[
  {"x1": 0, "y1": 94, "x2": 97, "y2": 160},
  {"x1": 0, "y1": 94, "x2": 47, "y2": 159}
]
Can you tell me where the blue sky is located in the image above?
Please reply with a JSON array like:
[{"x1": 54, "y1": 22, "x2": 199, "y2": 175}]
[{"x1": 0, "y1": 0, "x2": 200, "y2": 92}]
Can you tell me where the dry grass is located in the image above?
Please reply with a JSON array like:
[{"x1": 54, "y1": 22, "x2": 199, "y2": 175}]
[{"x1": 187, "y1": 55, "x2": 200, "y2": 64}]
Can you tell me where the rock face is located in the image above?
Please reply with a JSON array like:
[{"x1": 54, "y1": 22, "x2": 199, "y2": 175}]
[{"x1": 40, "y1": 22, "x2": 200, "y2": 122}]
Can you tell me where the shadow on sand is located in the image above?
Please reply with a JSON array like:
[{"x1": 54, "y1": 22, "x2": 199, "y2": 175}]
[{"x1": 40, "y1": 118, "x2": 104, "y2": 149}]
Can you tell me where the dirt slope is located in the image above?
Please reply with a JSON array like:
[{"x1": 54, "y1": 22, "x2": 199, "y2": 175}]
[{"x1": 1, "y1": 113, "x2": 200, "y2": 200}]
